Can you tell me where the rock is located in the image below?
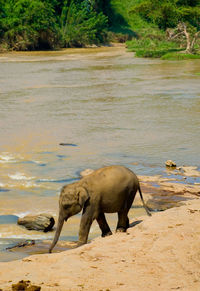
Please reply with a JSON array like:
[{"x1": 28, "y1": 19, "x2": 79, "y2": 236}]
[
  {"x1": 17, "y1": 214, "x2": 55, "y2": 232},
  {"x1": 12, "y1": 280, "x2": 41, "y2": 291},
  {"x1": 165, "y1": 160, "x2": 176, "y2": 168}
]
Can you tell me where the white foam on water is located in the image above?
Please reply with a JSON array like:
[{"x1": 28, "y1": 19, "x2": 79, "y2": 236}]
[
  {"x1": 20, "y1": 181, "x2": 39, "y2": 188},
  {"x1": 0, "y1": 152, "x2": 23, "y2": 164},
  {"x1": 3, "y1": 181, "x2": 55, "y2": 190},
  {"x1": 13, "y1": 211, "x2": 31, "y2": 218},
  {"x1": 8, "y1": 172, "x2": 35, "y2": 181},
  {"x1": 0, "y1": 241, "x2": 7, "y2": 245},
  {"x1": 33, "y1": 160, "x2": 44, "y2": 165},
  {"x1": 38, "y1": 178, "x2": 57, "y2": 182},
  {"x1": 14, "y1": 210, "x2": 57, "y2": 217},
  {"x1": 0, "y1": 233, "x2": 52, "y2": 239}
]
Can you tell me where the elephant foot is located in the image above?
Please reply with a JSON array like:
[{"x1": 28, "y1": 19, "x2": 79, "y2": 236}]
[
  {"x1": 77, "y1": 241, "x2": 87, "y2": 247},
  {"x1": 116, "y1": 227, "x2": 126, "y2": 233},
  {"x1": 102, "y1": 231, "x2": 112, "y2": 237}
]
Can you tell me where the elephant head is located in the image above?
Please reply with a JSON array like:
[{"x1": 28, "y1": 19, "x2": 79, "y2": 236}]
[{"x1": 49, "y1": 184, "x2": 89, "y2": 253}]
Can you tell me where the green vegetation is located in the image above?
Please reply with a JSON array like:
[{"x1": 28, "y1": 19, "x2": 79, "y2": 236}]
[
  {"x1": 161, "y1": 52, "x2": 200, "y2": 60},
  {"x1": 126, "y1": 0, "x2": 200, "y2": 58},
  {"x1": 0, "y1": 0, "x2": 109, "y2": 50},
  {"x1": 126, "y1": 34, "x2": 182, "y2": 58},
  {"x1": 0, "y1": 0, "x2": 200, "y2": 58}
]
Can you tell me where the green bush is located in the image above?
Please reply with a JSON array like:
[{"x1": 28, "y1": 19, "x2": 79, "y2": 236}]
[
  {"x1": 59, "y1": 0, "x2": 108, "y2": 47},
  {"x1": 0, "y1": 0, "x2": 108, "y2": 50},
  {"x1": 0, "y1": 0, "x2": 58, "y2": 50}
]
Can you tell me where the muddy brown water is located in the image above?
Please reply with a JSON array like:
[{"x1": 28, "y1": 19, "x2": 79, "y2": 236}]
[{"x1": 0, "y1": 46, "x2": 200, "y2": 261}]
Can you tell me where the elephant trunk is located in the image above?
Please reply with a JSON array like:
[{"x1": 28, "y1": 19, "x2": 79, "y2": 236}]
[{"x1": 49, "y1": 213, "x2": 65, "y2": 253}]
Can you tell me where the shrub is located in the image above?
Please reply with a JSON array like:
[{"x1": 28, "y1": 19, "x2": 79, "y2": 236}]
[
  {"x1": 127, "y1": 35, "x2": 181, "y2": 58},
  {"x1": 59, "y1": 0, "x2": 108, "y2": 47},
  {"x1": 0, "y1": 0, "x2": 58, "y2": 50}
]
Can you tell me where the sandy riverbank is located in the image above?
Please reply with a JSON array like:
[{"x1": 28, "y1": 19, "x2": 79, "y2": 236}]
[
  {"x1": 0, "y1": 44, "x2": 127, "y2": 63},
  {"x1": 0, "y1": 195, "x2": 200, "y2": 291}
]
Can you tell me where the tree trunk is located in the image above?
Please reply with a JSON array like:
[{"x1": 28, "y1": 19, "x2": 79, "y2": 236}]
[
  {"x1": 190, "y1": 31, "x2": 200, "y2": 53},
  {"x1": 181, "y1": 23, "x2": 192, "y2": 53},
  {"x1": 167, "y1": 22, "x2": 200, "y2": 54}
]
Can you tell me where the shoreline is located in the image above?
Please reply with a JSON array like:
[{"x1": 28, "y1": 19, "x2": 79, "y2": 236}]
[
  {"x1": 0, "y1": 169, "x2": 200, "y2": 290},
  {"x1": 0, "y1": 167, "x2": 200, "y2": 263},
  {"x1": 0, "y1": 44, "x2": 128, "y2": 62},
  {"x1": 0, "y1": 196, "x2": 200, "y2": 290}
]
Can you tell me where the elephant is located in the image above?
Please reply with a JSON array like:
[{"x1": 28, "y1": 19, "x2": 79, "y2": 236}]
[{"x1": 49, "y1": 165, "x2": 151, "y2": 253}]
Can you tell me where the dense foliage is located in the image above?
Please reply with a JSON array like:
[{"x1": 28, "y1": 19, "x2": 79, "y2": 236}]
[
  {"x1": 0, "y1": 0, "x2": 109, "y2": 50},
  {"x1": 0, "y1": 0, "x2": 199, "y2": 55},
  {"x1": 130, "y1": 0, "x2": 200, "y2": 30},
  {"x1": 128, "y1": 0, "x2": 200, "y2": 57}
]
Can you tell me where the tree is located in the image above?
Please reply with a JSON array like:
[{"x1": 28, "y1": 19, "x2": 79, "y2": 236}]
[
  {"x1": 130, "y1": 0, "x2": 200, "y2": 53},
  {"x1": 59, "y1": 0, "x2": 108, "y2": 47},
  {"x1": 130, "y1": 0, "x2": 179, "y2": 30},
  {"x1": 1, "y1": 0, "x2": 58, "y2": 50},
  {"x1": 0, "y1": 0, "x2": 109, "y2": 50},
  {"x1": 167, "y1": 22, "x2": 200, "y2": 53}
]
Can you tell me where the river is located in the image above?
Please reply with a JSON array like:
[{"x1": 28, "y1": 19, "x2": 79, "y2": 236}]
[{"x1": 0, "y1": 46, "x2": 199, "y2": 261}]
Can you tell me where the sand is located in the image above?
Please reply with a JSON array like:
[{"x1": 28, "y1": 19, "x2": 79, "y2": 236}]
[{"x1": 0, "y1": 197, "x2": 200, "y2": 291}]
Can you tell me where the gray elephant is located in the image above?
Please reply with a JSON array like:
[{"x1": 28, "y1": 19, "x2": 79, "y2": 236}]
[{"x1": 49, "y1": 165, "x2": 151, "y2": 253}]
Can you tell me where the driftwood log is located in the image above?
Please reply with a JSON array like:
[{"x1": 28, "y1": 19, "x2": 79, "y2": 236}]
[{"x1": 17, "y1": 214, "x2": 55, "y2": 232}]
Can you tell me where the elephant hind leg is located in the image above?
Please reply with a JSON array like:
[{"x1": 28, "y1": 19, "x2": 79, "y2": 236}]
[
  {"x1": 96, "y1": 213, "x2": 112, "y2": 237},
  {"x1": 116, "y1": 211, "x2": 129, "y2": 232}
]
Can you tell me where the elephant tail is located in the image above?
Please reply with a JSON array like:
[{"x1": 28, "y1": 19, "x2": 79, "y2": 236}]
[
  {"x1": 49, "y1": 212, "x2": 65, "y2": 253},
  {"x1": 138, "y1": 185, "x2": 152, "y2": 216}
]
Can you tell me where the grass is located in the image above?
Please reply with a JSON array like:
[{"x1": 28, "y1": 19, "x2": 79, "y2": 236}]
[
  {"x1": 110, "y1": 0, "x2": 200, "y2": 60},
  {"x1": 126, "y1": 36, "x2": 181, "y2": 58},
  {"x1": 108, "y1": 0, "x2": 153, "y2": 40},
  {"x1": 161, "y1": 52, "x2": 200, "y2": 60}
]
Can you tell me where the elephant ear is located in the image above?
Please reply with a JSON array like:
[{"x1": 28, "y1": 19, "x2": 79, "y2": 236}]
[{"x1": 76, "y1": 187, "x2": 89, "y2": 208}]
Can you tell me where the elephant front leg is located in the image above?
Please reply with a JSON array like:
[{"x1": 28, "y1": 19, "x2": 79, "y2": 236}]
[
  {"x1": 96, "y1": 213, "x2": 112, "y2": 237},
  {"x1": 78, "y1": 208, "x2": 94, "y2": 245}
]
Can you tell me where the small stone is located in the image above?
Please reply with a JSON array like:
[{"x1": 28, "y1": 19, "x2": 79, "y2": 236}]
[
  {"x1": 12, "y1": 281, "x2": 41, "y2": 291},
  {"x1": 18, "y1": 214, "x2": 55, "y2": 232},
  {"x1": 165, "y1": 160, "x2": 176, "y2": 168},
  {"x1": 12, "y1": 280, "x2": 28, "y2": 290}
]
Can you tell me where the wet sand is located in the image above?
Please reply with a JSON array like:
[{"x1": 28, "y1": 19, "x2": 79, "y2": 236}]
[{"x1": 1, "y1": 167, "x2": 200, "y2": 262}]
